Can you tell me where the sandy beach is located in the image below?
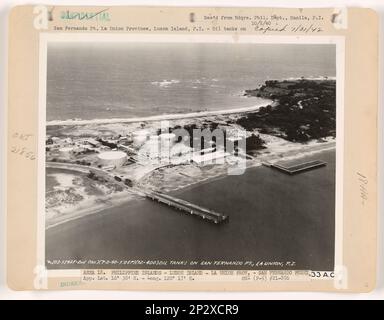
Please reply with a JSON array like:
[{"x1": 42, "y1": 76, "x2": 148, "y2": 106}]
[
  {"x1": 45, "y1": 168, "x2": 139, "y2": 229},
  {"x1": 46, "y1": 191, "x2": 140, "y2": 230},
  {"x1": 138, "y1": 138, "x2": 336, "y2": 193},
  {"x1": 46, "y1": 100, "x2": 272, "y2": 126}
]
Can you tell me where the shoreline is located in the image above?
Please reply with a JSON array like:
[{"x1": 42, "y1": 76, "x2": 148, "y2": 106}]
[
  {"x1": 46, "y1": 189, "x2": 141, "y2": 230},
  {"x1": 171, "y1": 144, "x2": 336, "y2": 197},
  {"x1": 46, "y1": 100, "x2": 272, "y2": 126},
  {"x1": 46, "y1": 76, "x2": 334, "y2": 127},
  {"x1": 46, "y1": 146, "x2": 336, "y2": 271},
  {"x1": 45, "y1": 76, "x2": 336, "y2": 228}
]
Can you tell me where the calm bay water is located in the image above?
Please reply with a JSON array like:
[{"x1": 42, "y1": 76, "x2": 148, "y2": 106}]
[
  {"x1": 46, "y1": 149, "x2": 335, "y2": 271},
  {"x1": 47, "y1": 43, "x2": 336, "y2": 121}
]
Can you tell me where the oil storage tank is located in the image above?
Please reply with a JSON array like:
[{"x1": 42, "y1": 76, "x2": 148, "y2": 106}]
[{"x1": 97, "y1": 151, "x2": 127, "y2": 168}]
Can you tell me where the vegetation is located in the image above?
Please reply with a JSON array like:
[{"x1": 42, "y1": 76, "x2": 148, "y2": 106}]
[
  {"x1": 240, "y1": 79, "x2": 336, "y2": 142},
  {"x1": 245, "y1": 134, "x2": 265, "y2": 153}
]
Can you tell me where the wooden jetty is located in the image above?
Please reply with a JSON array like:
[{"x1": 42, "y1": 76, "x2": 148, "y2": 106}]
[{"x1": 145, "y1": 191, "x2": 228, "y2": 224}]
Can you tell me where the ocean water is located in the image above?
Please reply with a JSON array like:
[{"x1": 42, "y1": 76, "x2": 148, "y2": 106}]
[
  {"x1": 46, "y1": 149, "x2": 335, "y2": 270},
  {"x1": 47, "y1": 43, "x2": 336, "y2": 121}
]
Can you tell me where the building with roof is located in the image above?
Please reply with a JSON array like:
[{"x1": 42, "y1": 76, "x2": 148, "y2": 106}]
[
  {"x1": 191, "y1": 150, "x2": 229, "y2": 166},
  {"x1": 59, "y1": 147, "x2": 74, "y2": 159}
]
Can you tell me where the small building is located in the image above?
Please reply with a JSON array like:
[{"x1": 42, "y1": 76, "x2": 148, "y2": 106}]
[
  {"x1": 192, "y1": 151, "x2": 229, "y2": 167},
  {"x1": 101, "y1": 165, "x2": 115, "y2": 171},
  {"x1": 85, "y1": 138, "x2": 101, "y2": 147},
  {"x1": 119, "y1": 144, "x2": 137, "y2": 154},
  {"x1": 159, "y1": 133, "x2": 176, "y2": 143},
  {"x1": 198, "y1": 147, "x2": 216, "y2": 155}
]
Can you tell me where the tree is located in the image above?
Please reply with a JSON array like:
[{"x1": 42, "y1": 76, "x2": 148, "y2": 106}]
[
  {"x1": 87, "y1": 171, "x2": 95, "y2": 179},
  {"x1": 245, "y1": 134, "x2": 265, "y2": 153}
]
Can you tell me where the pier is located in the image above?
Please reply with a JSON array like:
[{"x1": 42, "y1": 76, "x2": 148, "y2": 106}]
[
  {"x1": 47, "y1": 161, "x2": 228, "y2": 224},
  {"x1": 269, "y1": 160, "x2": 327, "y2": 175},
  {"x1": 145, "y1": 191, "x2": 228, "y2": 224}
]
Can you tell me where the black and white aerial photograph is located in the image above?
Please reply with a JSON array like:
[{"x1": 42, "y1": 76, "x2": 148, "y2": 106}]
[{"x1": 44, "y1": 41, "x2": 337, "y2": 271}]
